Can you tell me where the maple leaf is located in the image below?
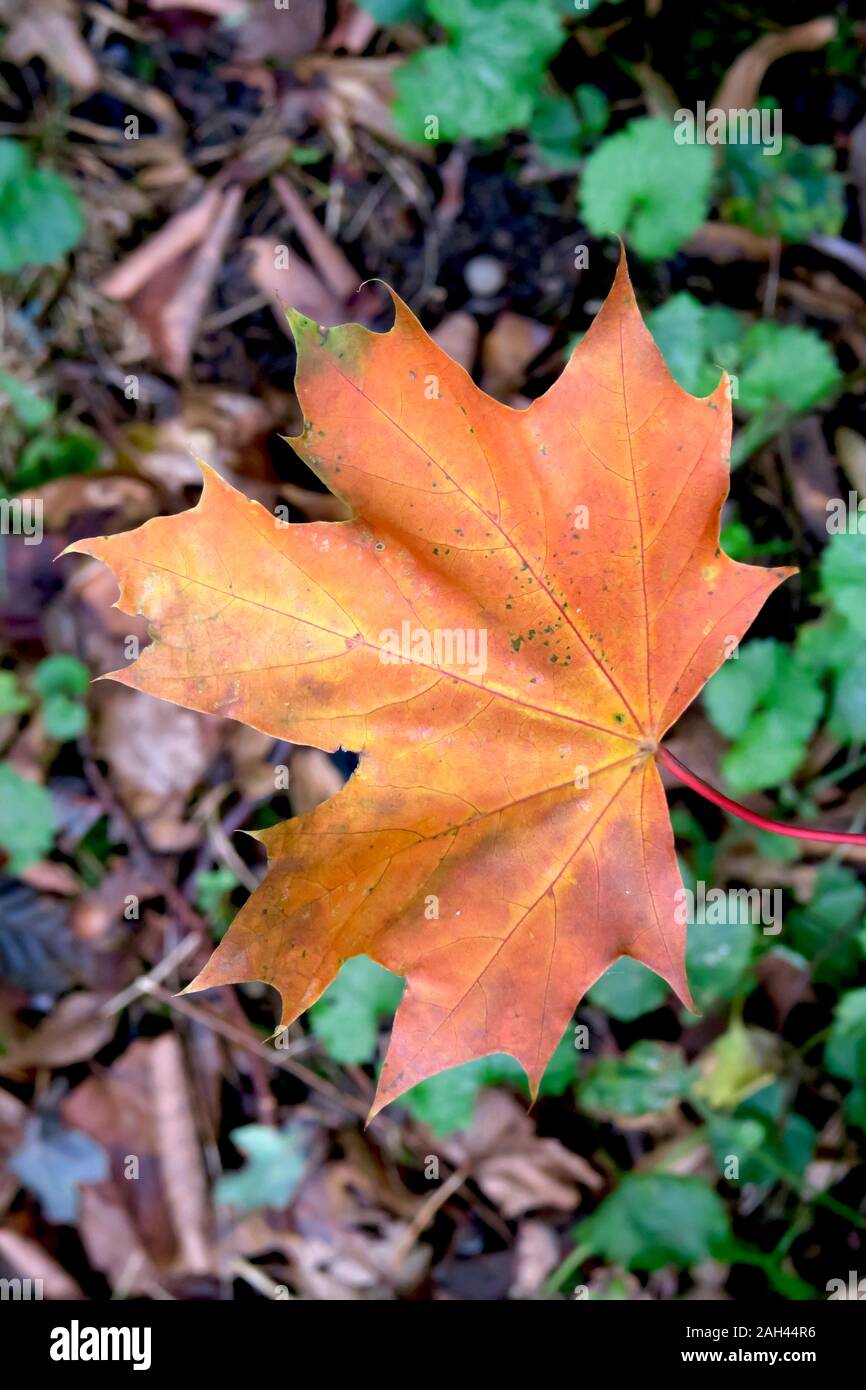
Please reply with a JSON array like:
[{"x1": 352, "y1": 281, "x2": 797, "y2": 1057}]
[{"x1": 68, "y1": 254, "x2": 793, "y2": 1118}]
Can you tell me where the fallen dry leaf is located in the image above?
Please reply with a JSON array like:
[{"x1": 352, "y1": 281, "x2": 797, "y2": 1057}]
[
  {"x1": 481, "y1": 311, "x2": 555, "y2": 402},
  {"x1": 288, "y1": 747, "x2": 345, "y2": 816},
  {"x1": 62, "y1": 1034, "x2": 214, "y2": 1292},
  {"x1": 70, "y1": 254, "x2": 793, "y2": 1116},
  {"x1": 442, "y1": 1091, "x2": 601, "y2": 1218},
  {"x1": 1, "y1": 0, "x2": 99, "y2": 93},
  {"x1": 0, "y1": 1230, "x2": 83, "y2": 1299},
  {"x1": 715, "y1": 17, "x2": 838, "y2": 111},
  {"x1": 94, "y1": 685, "x2": 219, "y2": 849},
  {"x1": 0, "y1": 993, "x2": 115, "y2": 1076}
]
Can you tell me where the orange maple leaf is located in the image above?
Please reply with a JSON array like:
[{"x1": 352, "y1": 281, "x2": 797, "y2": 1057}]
[{"x1": 69, "y1": 254, "x2": 794, "y2": 1118}]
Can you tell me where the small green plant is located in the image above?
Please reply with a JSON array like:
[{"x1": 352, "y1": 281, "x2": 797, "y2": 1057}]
[
  {"x1": 648, "y1": 292, "x2": 842, "y2": 467},
  {"x1": 0, "y1": 140, "x2": 84, "y2": 273},
  {"x1": 0, "y1": 656, "x2": 90, "y2": 741},
  {"x1": 530, "y1": 84, "x2": 610, "y2": 169},
  {"x1": 723, "y1": 134, "x2": 845, "y2": 241},
  {"x1": 0, "y1": 764, "x2": 55, "y2": 872},
  {"x1": 579, "y1": 117, "x2": 714, "y2": 259},
  {"x1": 391, "y1": 0, "x2": 565, "y2": 142},
  {"x1": 703, "y1": 533, "x2": 866, "y2": 793}
]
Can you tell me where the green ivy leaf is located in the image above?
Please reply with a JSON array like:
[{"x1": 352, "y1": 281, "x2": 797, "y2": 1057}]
[
  {"x1": 9, "y1": 1115, "x2": 107, "y2": 1224},
  {"x1": 402, "y1": 1028, "x2": 578, "y2": 1133},
  {"x1": 707, "y1": 1100, "x2": 815, "y2": 1186},
  {"x1": 392, "y1": 0, "x2": 564, "y2": 142},
  {"x1": 580, "y1": 1173, "x2": 730, "y2": 1271},
  {"x1": 829, "y1": 648, "x2": 866, "y2": 742},
  {"x1": 195, "y1": 866, "x2": 239, "y2": 939},
  {"x1": 788, "y1": 864, "x2": 865, "y2": 986},
  {"x1": 12, "y1": 431, "x2": 101, "y2": 492},
  {"x1": 360, "y1": 0, "x2": 426, "y2": 20},
  {"x1": 821, "y1": 532, "x2": 866, "y2": 637},
  {"x1": 0, "y1": 370, "x2": 54, "y2": 432},
  {"x1": 31, "y1": 654, "x2": 90, "y2": 699},
  {"x1": 0, "y1": 670, "x2": 31, "y2": 717},
  {"x1": 723, "y1": 137, "x2": 845, "y2": 242},
  {"x1": 579, "y1": 1041, "x2": 691, "y2": 1119},
  {"x1": 647, "y1": 293, "x2": 743, "y2": 395},
  {"x1": 825, "y1": 987, "x2": 866, "y2": 1082},
  {"x1": 530, "y1": 84, "x2": 609, "y2": 168},
  {"x1": 587, "y1": 955, "x2": 669, "y2": 1021},
  {"x1": 215, "y1": 1123, "x2": 311, "y2": 1212},
  {"x1": 735, "y1": 322, "x2": 841, "y2": 417},
  {"x1": 579, "y1": 117, "x2": 714, "y2": 259},
  {"x1": 704, "y1": 639, "x2": 824, "y2": 793},
  {"x1": 0, "y1": 764, "x2": 55, "y2": 871},
  {"x1": 0, "y1": 139, "x2": 84, "y2": 273},
  {"x1": 310, "y1": 955, "x2": 403, "y2": 1064},
  {"x1": 685, "y1": 918, "x2": 755, "y2": 1010}
]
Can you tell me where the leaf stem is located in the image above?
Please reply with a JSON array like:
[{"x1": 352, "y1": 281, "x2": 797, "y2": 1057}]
[{"x1": 656, "y1": 746, "x2": 866, "y2": 846}]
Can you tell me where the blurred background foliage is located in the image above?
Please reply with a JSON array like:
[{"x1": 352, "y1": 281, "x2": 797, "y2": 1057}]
[{"x1": 1, "y1": 0, "x2": 866, "y2": 1301}]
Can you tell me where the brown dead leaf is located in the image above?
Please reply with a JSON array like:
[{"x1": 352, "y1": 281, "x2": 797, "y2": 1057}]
[
  {"x1": 94, "y1": 686, "x2": 218, "y2": 849},
  {"x1": 509, "y1": 1219, "x2": 561, "y2": 1299},
  {"x1": 244, "y1": 236, "x2": 347, "y2": 329},
  {"x1": 836, "y1": 427, "x2": 866, "y2": 496},
  {"x1": 62, "y1": 1034, "x2": 215, "y2": 1292},
  {"x1": 101, "y1": 185, "x2": 243, "y2": 378},
  {"x1": 442, "y1": 1092, "x2": 602, "y2": 1218},
  {"x1": 148, "y1": 0, "x2": 245, "y2": 13},
  {"x1": 100, "y1": 187, "x2": 222, "y2": 301},
  {"x1": 785, "y1": 416, "x2": 839, "y2": 541},
  {"x1": 481, "y1": 312, "x2": 555, "y2": 401},
  {"x1": 51, "y1": 558, "x2": 150, "y2": 681},
  {"x1": 0, "y1": 992, "x2": 115, "y2": 1076},
  {"x1": 288, "y1": 1160, "x2": 430, "y2": 1298},
  {"x1": 684, "y1": 222, "x2": 773, "y2": 263},
  {"x1": 273, "y1": 175, "x2": 361, "y2": 301},
  {"x1": 139, "y1": 186, "x2": 244, "y2": 379},
  {"x1": 236, "y1": 0, "x2": 326, "y2": 62},
  {"x1": 715, "y1": 18, "x2": 838, "y2": 111},
  {"x1": 431, "y1": 312, "x2": 479, "y2": 371},
  {"x1": 0, "y1": 1088, "x2": 28, "y2": 1212},
  {"x1": 328, "y1": 1, "x2": 377, "y2": 54},
  {"x1": 288, "y1": 748, "x2": 345, "y2": 816},
  {"x1": 756, "y1": 951, "x2": 815, "y2": 1029},
  {"x1": 22, "y1": 476, "x2": 157, "y2": 534},
  {"x1": 0, "y1": 1230, "x2": 83, "y2": 1299},
  {"x1": 149, "y1": 1032, "x2": 212, "y2": 1274},
  {"x1": 1, "y1": 0, "x2": 99, "y2": 93}
]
